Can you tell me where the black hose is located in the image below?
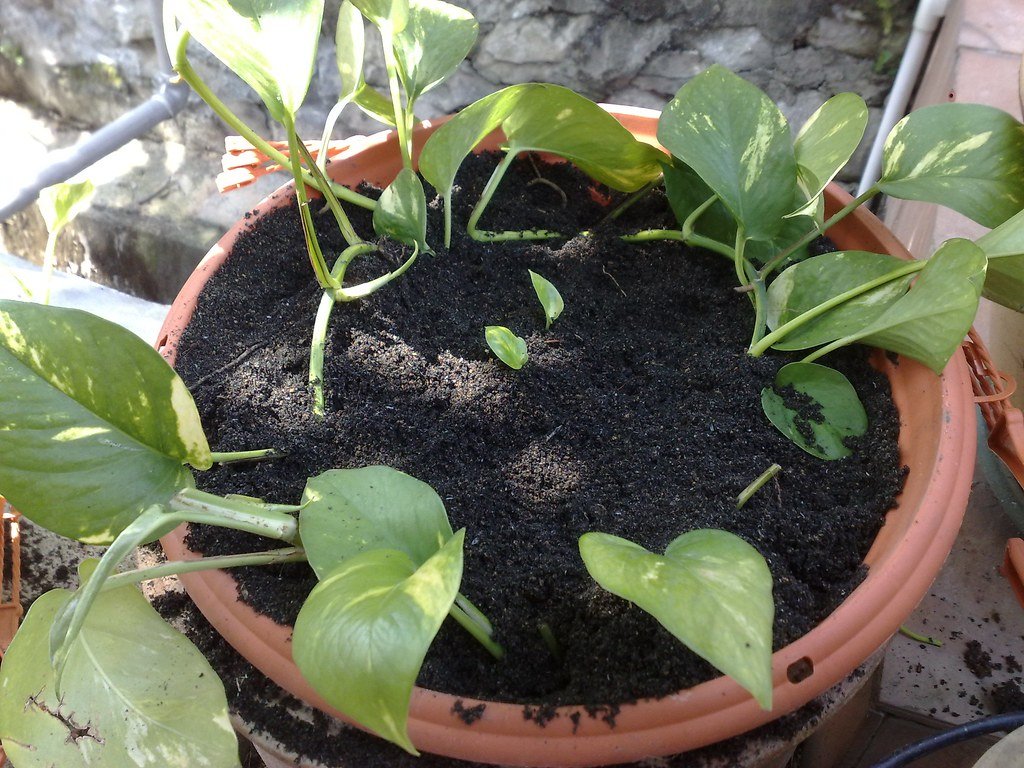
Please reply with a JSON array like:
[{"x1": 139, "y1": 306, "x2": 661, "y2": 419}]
[{"x1": 869, "y1": 712, "x2": 1024, "y2": 768}]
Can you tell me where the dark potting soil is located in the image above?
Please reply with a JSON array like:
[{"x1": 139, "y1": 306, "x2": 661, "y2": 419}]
[{"x1": 174, "y1": 152, "x2": 905, "y2": 709}]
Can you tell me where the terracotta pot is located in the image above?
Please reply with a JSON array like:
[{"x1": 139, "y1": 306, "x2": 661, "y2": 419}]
[{"x1": 159, "y1": 107, "x2": 976, "y2": 767}]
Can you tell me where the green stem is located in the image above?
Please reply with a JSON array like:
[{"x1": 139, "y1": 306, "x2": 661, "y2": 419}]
[
  {"x1": 681, "y1": 194, "x2": 719, "y2": 239},
  {"x1": 747, "y1": 261, "x2": 769, "y2": 349},
  {"x1": 621, "y1": 229, "x2": 735, "y2": 260},
  {"x1": 538, "y1": 623, "x2": 562, "y2": 661},
  {"x1": 468, "y1": 150, "x2": 562, "y2": 242},
  {"x1": 759, "y1": 187, "x2": 880, "y2": 278},
  {"x1": 211, "y1": 449, "x2": 278, "y2": 464},
  {"x1": 317, "y1": 99, "x2": 349, "y2": 175},
  {"x1": 380, "y1": 25, "x2": 412, "y2": 169},
  {"x1": 442, "y1": 191, "x2": 453, "y2": 249},
  {"x1": 173, "y1": 34, "x2": 375, "y2": 211},
  {"x1": 449, "y1": 604, "x2": 504, "y2": 659},
  {"x1": 748, "y1": 260, "x2": 923, "y2": 357},
  {"x1": 102, "y1": 548, "x2": 307, "y2": 592},
  {"x1": 286, "y1": 115, "x2": 340, "y2": 292},
  {"x1": 455, "y1": 593, "x2": 494, "y2": 636},
  {"x1": 329, "y1": 246, "x2": 419, "y2": 301},
  {"x1": 733, "y1": 227, "x2": 749, "y2": 290},
  {"x1": 899, "y1": 625, "x2": 943, "y2": 647},
  {"x1": 40, "y1": 231, "x2": 58, "y2": 305},
  {"x1": 737, "y1": 464, "x2": 782, "y2": 509},
  {"x1": 602, "y1": 179, "x2": 659, "y2": 223},
  {"x1": 295, "y1": 139, "x2": 361, "y2": 248},
  {"x1": 170, "y1": 487, "x2": 300, "y2": 543}
]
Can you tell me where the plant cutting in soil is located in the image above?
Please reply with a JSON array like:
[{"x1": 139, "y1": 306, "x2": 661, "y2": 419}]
[{"x1": 1, "y1": 0, "x2": 1024, "y2": 765}]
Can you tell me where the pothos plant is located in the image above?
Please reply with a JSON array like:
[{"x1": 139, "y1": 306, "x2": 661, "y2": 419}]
[{"x1": 3, "y1": 0, "x2": 1024, "y2": 766}]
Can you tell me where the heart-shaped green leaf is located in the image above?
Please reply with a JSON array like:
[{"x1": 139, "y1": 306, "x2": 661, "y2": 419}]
[
  {"x1": 419, "y1": 84, "x2": 665, "y2": 225},
  {"x1": 579, "y1": 529, "x2": 774, "y2": 709},
  {"x1": 300, "y1": 465, "x2": 454, "y2": 579},
  {"x1": 0, "y1": 302, "x2": 206, "y2": 543},
  {"x1": 528, "y1": 270, "x2": 563, "y2": 329},
  {"x1": 173, "y1": 0, "x2": 324, "y2": 123},
  {"x1": 765, "y1": 251, "x2": 916, "y2": 350},
  {"x1": 852, "y1": 238, "x2": 987, "y2": 373},
  {"x1": 791, "y1": 93, "x2": 868, "y2": 210},
  {"x1": 38, "y1": 180, "x2": 96, "y2": 236},
  {"x1": 292, "y1": 533, "x2": 464, "y2": 754},
  {"x1": 661, "y1": 158, "x2": 738, "y2": 245},
  {"x1": 0, "y1": 560, "x2": 237, "y2": 768},
  {"x1": 658, "y1": 65, "x2": 800, "y2": 242},
  {"x1": 485, "y1": 325, "x2": 527, "y2": 369},
  {"x1": 395, "y1": 0, "x2": 477, "y2": 105},
  {"x1": 761, "y1": 362, "x2": 867, "y2": 460},
  {"x1": 373, "y1": 167, "x2": 428, "y2": 250},
  {"x1": 977, "y1": 207, "x2": 1024, "y2": 312},
  {"x1": 878, "y1": 103, "x2": 1024, "y2": 228}
]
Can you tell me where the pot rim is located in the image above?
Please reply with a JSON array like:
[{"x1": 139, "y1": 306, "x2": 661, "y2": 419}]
[{"x1": 159, "y1": 107, "x2": 975, "y2": 766}]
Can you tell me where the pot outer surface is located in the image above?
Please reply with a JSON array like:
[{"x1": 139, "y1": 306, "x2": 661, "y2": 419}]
[{"x1": 171, "y1": 151, "x2": 905, "y2": 712}]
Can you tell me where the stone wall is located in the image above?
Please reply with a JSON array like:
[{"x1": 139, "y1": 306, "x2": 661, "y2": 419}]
[{"x1": 0, "y1": 0, "x2": 912, "y2": 301}]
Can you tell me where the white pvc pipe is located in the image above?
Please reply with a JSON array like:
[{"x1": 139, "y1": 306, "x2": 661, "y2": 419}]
[{"x1": 857, "y1": 0, "x2": 951, "y2": 196}]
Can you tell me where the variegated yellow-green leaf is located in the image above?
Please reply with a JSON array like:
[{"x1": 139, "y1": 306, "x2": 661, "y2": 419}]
[
  {"x1": 292, "y1": 534, "x2": 464, "y2": 754},
  {"x1": 977, "y1": 207, "x2": 1024, "y2": 311},
  {"x1": 335, "y1": 1, "x2": 365, "y2": 105},
  {"x1": 528, "y1": 270, "x2": 563, "y2": 328},
  {"x1": 395, "y1": 0, "x2": 477, "y2": 105},
  {"x1": 373, "y1": 168, "x2": 428, "y2": 250},
  {"x1": 579, "y1": 529, "x2": 774, "y2": 709},
  {"x1": 658, "y1": 65, "x2": 800, "y2": 242},
  {"x1": 173, "y1": 0, "x2": 324, "y2": 123},
  {"x1": 350, "y1": 0, "x2": 408, "y2": 31},
  {"x1": 300, "y1": 466, "x2": 454, "y2": 579},
  {"x1": 878, "y1": 103, "x2": 1024, "y2": 228},
  {"x1": 765, "y1": 251, "x2": 916, "y2": 350},
  {"x1": 848, "y1": 238, "x2": 987, "y2": 374},
  {"x1": 791, "y1": 93, "x2": 868, "y2": 211},
  {"x1": 0, "y1": 301, "x2": 207, "y2": 543},
  {"x1": 0, "y1": 560, "x2": 237, "y2": 768}
]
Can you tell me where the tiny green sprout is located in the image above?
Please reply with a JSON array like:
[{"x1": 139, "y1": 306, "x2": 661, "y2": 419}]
[
  {"x1": 529, "y1": 270, "x2": 563, "y2": 329},
  {"x1": 485, "y1": 326, "x2": 528, "y2": 369}
]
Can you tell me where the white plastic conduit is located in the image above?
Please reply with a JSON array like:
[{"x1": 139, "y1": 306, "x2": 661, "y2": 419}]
[{"x1": 857, "y1": 0, "x2": 951, "y2": 197}]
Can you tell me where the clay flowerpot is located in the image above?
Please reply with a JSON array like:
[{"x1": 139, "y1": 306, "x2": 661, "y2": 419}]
[{"x1": 158, "y1": 107, "x2": 977, "y2": 767}]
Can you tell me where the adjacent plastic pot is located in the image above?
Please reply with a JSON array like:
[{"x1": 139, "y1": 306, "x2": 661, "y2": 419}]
[{"x1": 158, "y1": 107, "x2": 977, "y2": 767}]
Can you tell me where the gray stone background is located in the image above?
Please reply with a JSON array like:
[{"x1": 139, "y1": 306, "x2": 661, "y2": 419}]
[{"x1": 0, "y1": 0, "x2": 912, "y2": 302}]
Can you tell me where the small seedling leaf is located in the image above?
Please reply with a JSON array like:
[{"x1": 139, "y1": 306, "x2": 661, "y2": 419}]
[
  {"x1": 300, "y1": 465, "x2": 454, "y2": 579},
  {"x1": 38, "y1": 180, "x2": 96, "y2": 236},
  {"x1": 373, "y1": 167, "x2": 428, "y2": 250},
  {"x1": 761, "y1": 362, "x2": 867, "y2": 460},
  {"x1": 0, "y1": 302, "x2": 207, "y2": 543},
  {"x1": 0, "y1": 560, "x2": 237, "y2": 768},
  {"x1": 765, "y1": 251, "x2": 915, "y2": 350},
  {"x1": 579, "y1": 529, "x2": 774, "y2": 709},
  {"x1": 485, "y1": 325, "x2": 527, "y2": 369},
  {"x1": 174, "y1": 0, "x2": 324, "y2": 123},
  {"x1": 878, "y1": 103, "x2": 1024, "y2": 228},
  {"x1": 658, "y1": 65, "x2": 800, "y2": 241},
  {"x1": 977, "y1": 207, "x2": 1024, "y2": 312},
  {"x1": 529, "y1": 270, "x2": 563, "y2": 328},
  {"x1": 395, "y1": 0, "x2": 478, "y2": 105},
  {"x1": 292, "y1": 533, "x2": 464, "y2": 754}
]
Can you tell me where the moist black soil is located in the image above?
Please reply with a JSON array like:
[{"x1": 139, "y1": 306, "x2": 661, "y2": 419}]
[{"x1": 174, "y1": 152, "x2": 905, "y2": 709}]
